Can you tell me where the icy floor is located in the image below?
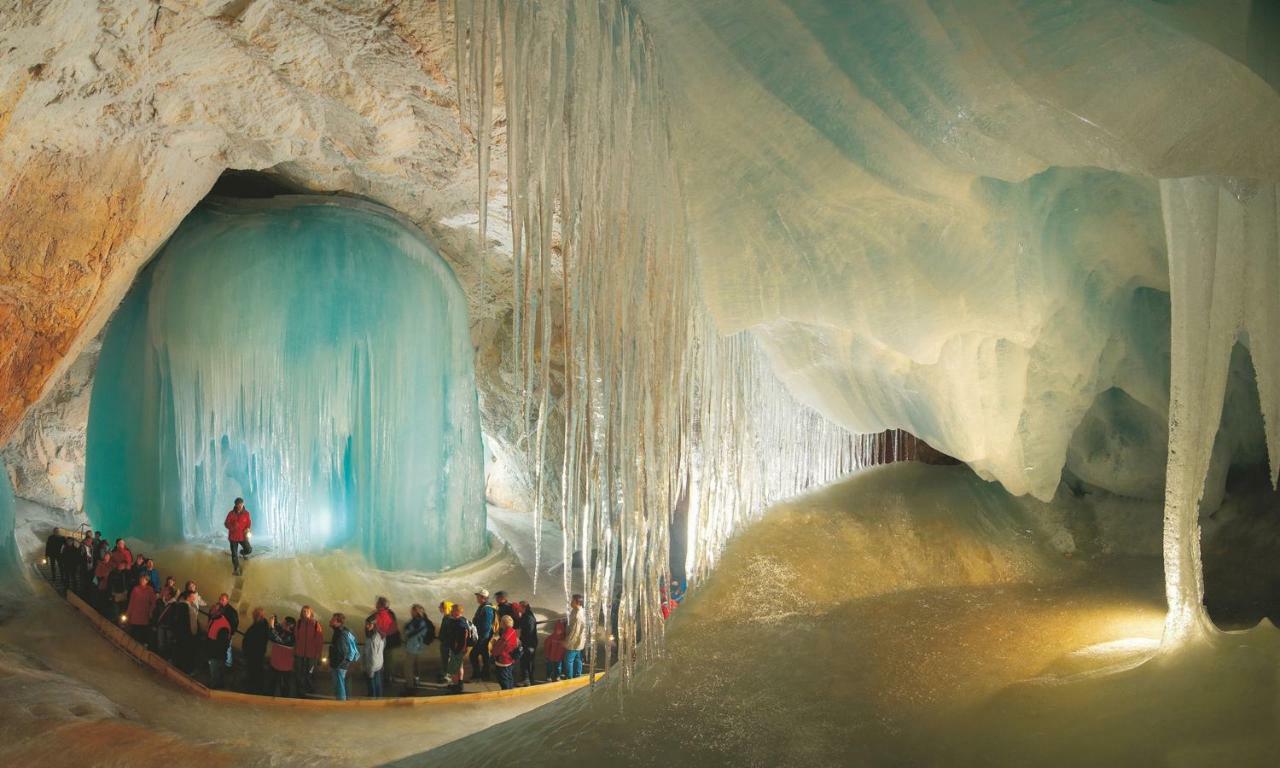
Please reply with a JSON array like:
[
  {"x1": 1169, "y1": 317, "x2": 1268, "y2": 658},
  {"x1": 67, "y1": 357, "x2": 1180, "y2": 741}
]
[
  {"x1": 409, "y1": 465, "x2": 1280, "y2": 768},
  {"x1": 5, "y1": 467, "x2": 1280, "y2": 767}
]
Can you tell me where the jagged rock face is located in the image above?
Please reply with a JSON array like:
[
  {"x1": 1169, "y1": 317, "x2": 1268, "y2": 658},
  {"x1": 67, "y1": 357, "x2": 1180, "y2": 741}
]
[
  {"x1": 0, "y1": 0, "x2": 499, "y2": 438},
  {"x1": 0, "y1": 1, "x2": 538, "y2": 509}
]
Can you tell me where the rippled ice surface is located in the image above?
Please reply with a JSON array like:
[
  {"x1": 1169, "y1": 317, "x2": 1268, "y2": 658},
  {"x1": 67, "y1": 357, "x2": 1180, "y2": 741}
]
[{"x1": 409, "y1": 464, "x2": 1280, "y2": 768}]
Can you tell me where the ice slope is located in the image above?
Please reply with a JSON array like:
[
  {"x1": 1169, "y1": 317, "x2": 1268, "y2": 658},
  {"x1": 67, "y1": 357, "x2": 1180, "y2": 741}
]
[{"x1": 82, "y1": 197, "x2": 486, "y2": 572}]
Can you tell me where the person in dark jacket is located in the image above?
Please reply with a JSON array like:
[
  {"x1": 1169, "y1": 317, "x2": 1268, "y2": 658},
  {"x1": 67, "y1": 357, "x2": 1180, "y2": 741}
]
[
  {"x1": 59, "y1": 536, "x2": 85, "y2": 595},
  {"x1": 107, "y1": 561, "x2": 132, "y2": 618},
  {"x1": 328, "y1": 613, "x2": 357, "y2": 701},
  {"x1": 44, "y1": 532, "x2": 65, "y2": 584},
  {"x1": 267, "y1": 615, "x2": 296, "y2": 697},
  {"x1": 470, "y1": 589, "x2": 496, "y2": 681},
  {"x1": 440, "y1": 603, "x2": 471, "y2": 694},
  {"x1": 516, "y1": 600, "x2": 538, "y2": 686},
  {"x1": 175, "y1": 591, "x2": 201, "y2": 673},
  {"x1": 241, "y1": 608, "x2": 270, "y2": 694},
  {"x1": 495, "y1": 591, "x2": 517, "y2": 623}
]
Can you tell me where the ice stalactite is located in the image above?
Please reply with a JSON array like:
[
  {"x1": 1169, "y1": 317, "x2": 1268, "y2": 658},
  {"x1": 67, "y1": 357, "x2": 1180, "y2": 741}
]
[
  {"x1": 455, "y1": 1, "x2": 921, "y2": 676},
  {"x1": 84, "y1": 197, "x2": 486, "y2": 572},
  {"x1": 1159, "y1": 178, "x2": 1280, "y2": 645}
]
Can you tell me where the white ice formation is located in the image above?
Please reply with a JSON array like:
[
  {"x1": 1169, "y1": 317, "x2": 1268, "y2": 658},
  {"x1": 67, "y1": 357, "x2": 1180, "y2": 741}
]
[{"x1": 456, "y1": 0, "x2": 1280, "y2": 657}]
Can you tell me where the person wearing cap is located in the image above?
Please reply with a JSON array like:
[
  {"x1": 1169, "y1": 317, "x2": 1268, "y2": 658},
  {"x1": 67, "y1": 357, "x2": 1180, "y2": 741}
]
[{"x1": 470, "y1": 588, "x2": 497, "y2": 681}]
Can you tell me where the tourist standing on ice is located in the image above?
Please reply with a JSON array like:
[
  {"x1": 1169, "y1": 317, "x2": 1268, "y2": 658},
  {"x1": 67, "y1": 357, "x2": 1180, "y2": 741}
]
[
  {"x1": 328, "y1": 613, "x2": 358, "y2": 701},
  {"x1": 224, "y1": 497, "x2": 252, "y2": 575},
  {"x1": 437, "y1": 600, "x2": 454, "y2": 681},
  {"x1": 517, "y1": 600, "x2": 538, "y2": 686},
  {"x1": 544, "y1": 619, "x2": 567, "y2": 682},
  {"x1": 491, "y1": 615, "x2": 520, "y2": 690},
  {"x1": 242, "y1": 608, "x2": 270, "y2": 694},
  {"x1": 267, "y1": 615, "x2": 297, "y2": 697},
  {"x1": 470, "y1": 588, "x2": 497, "y2": 681},
  {"x1": 367, "y1": 596, "x2": 401, "y2": 690},
  {"x1": 563, "y1": 593, "x2": 586, "y2": 679},
  {"x1": 294, "y1": 605, "x2": 324, "y2": 695},
  {"x1": 363, "y1": 618, "x2": 386, "y2": 698},
  {"x1": 401, "y1": 603, "x2": 434, "y2": 691},
  {"x1": 125, "y1": 572, "x2": 156, "y2": 646},
  {"x1": 440, "y1": 602, "x2": 471, "y2": 694}
]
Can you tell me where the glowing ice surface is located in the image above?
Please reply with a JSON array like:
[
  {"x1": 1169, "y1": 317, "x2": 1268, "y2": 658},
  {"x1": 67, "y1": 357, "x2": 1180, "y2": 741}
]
[
  {"x1": 83, "y1": 197, "x2": 486, "y2": 571},
  {"x1": 0, "y1": 464, "x2": 17, "y2": 580}
]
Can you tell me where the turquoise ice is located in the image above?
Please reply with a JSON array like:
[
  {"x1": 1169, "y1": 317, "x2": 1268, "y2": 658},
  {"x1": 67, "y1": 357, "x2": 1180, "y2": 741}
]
[
  {"x1": 84, "y1": 197, "x2": 486, "y2": 572},
  {"x1": 0, "y1": 465, "x2": 17, "y2": 580}
]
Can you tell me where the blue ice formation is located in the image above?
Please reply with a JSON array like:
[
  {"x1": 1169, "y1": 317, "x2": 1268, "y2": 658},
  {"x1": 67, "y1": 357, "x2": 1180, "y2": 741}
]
[
  {"x1": 83, "y1": 196, "x2": 486, "y2": 571},
  {"x1": 0, "y1": 465, "x2": 18, "y2": 579}
]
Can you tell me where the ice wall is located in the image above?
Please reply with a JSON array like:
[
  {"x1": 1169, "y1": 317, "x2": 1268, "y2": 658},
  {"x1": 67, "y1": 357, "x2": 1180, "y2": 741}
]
[
  {"x1": 83, "y1": 197, "x2": 486, "y2": 572},
  {"x1": 454, "y1": 0, "x2": 1280, "y2": 657},
  {"x1": 0, "y1": 464, "x2": 18, "y2": 580}
]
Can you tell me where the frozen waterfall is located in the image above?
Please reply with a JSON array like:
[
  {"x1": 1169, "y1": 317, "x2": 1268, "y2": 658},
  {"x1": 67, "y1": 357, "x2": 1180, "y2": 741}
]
[{"x1": 83, "y1": 197, "x2": 486, "y2": 572}]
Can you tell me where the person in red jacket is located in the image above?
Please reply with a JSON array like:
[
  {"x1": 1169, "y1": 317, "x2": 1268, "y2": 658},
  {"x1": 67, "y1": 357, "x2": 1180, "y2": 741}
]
[
  {"x1": 125, "y1": 572, "x2": 157, "y2": 646},
  {"x1": 293, "y1": 605, "x2": 325, "y2": 695},
  {"x1": 224, "y1": 498, "x2": 252, "y2": 576},
  {"x1": 491, "y1": 615, "x2": 520, "y2": 690}
]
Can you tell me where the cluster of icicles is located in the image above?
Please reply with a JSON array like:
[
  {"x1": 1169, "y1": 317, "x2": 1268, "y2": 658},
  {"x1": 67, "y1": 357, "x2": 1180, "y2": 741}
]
[{"x1": 448, "y1": 0, "x2": 922, "y2": 676}]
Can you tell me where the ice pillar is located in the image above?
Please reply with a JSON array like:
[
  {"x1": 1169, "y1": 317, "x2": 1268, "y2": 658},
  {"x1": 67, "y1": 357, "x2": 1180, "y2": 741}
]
[
  {"x1": 84, "y1": 197, "x2": 487, "y2": 571},
  {"x1": 0, "y1": 464, "x2": 18, "y2": 580},
  {"x1": 1159, "y1": 177, "x2": 1280, "y2": 644}
]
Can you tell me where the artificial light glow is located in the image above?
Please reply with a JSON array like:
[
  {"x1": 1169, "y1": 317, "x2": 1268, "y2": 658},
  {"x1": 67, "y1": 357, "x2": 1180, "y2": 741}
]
[
  {"x1": 39, "y1": 557, "x2": 47, "y2": 565},
  {"x1": 119, "y1": 614, "x2": 128, "y2": 624}
]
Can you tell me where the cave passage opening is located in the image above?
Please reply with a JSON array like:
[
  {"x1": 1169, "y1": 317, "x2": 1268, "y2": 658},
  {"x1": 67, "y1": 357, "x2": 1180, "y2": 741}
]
[{"x1": 82, "y1": 179, "x2": 488, "y2": 572}]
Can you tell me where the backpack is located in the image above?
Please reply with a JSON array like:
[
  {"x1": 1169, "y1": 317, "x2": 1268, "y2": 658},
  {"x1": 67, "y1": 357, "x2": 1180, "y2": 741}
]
[{"x1": 341, "y1": 627, "x2": 360, "y2": 666}]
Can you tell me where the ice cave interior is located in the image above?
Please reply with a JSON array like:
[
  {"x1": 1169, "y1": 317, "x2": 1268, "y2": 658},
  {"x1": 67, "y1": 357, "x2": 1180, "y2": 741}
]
[{"x1": 1, "y1": 1, "x2": 1279, "y2": 767}]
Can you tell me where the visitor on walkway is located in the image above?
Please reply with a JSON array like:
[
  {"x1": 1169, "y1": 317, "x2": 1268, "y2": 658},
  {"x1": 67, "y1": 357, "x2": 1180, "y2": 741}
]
[
  {"x1": 329, "y1": 613, "x2": 358, "y2": 701},
  {"x1": 224, "y1": 498, "x2": 252, "y2": 576},
  {"x1": 108, "y1": 560, "x2": 132, "y2": 617},
  {"x1": 369, "y1": 597, "x2": 400, "y2": 691},
  {"x1": 470, "y1": 588, "x2": 496, "y2": 681},
  {"x1": 517, "y1": 600, "x2": 538, "y2": 686},
  {"x1": 152, "y1": 585, "x2": 178, "y2": 659},
  {"x1": 213, "y1": 593, "x2": 240, "y2": 633},
  {"x1": 363, "y1": 618, "x2": 385, "y2": 698},
  {"x1": 242, "y1": 608, "x2": 270, "y2": 694},
  {"x1": 45, "y1": 532, "x2": 65, "y2": 583},
  {"x1": 131, "y1": 553, "x2": 147, "y2": 583},
  {"x1": 563, "y1": 593, "x2": 586, "y2": 679},
  {"x1": 176, "y1": 591, "x2": 201, "y2": 673},
  {"x1": 60, "y1": 536, "x2": 85, "y2": 595},
  {"x1": 440, "y1": 602, "x2": 470, "y2": 694},
  {"x1": 544, "y1": 619, "x2": 566, "y2": 682},
  {"x1": 125, "y1": 572, "x2": 157, "y2": 646},
  {"x1": 268, "y1": 615, "x2": 296, "y2": 697},
  {"x1": 92, "y1": 532, "x2": 108, "y2": 562},
  {"x1": 402, "y1": 604, "x2": 434, "y2": 692},
  {"x1": 437, "y1": 600, "x2": 454, "y2": 681},
  {"x1": 108, "y1": 539, "x2": 133, "y2": 569},
  {"x1": 293, "y1": 605, "x2": 323, "y2": 695},
  {"x1": 180, "y1": 580, "x2": 207, "y2": 612},
  {"x1": 492, "y1": 615, "x2": 520, "y2": 690},
  {"x1": 144, "y1": 559, "x2": 160, "y2": 592},
  {"x1": 495, "y1": 590, "x2": 517, "y2": 623},
  {"x1": 206, "y1": 606, "x2": 233, "y2": 689}
]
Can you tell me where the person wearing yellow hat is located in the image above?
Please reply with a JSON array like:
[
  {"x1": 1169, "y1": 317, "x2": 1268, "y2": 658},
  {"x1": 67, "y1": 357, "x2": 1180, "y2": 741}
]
[{"x1": 437, "y1": 600, "x2": 454, "y2": 682}]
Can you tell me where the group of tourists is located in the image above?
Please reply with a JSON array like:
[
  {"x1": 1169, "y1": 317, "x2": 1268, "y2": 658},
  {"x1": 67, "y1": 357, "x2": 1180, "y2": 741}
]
[{"x1": 43, "y1": 527, "x2": 593, "y2": 701}]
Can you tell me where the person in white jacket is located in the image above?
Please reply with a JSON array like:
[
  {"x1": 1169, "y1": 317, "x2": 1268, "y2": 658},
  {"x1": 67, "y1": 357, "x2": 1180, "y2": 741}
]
[
  {"x1": 363, "y1": 619, "x2": 386, "y2": 698},
  {"x1": 563, "y1": 593, "x2": 586, "y2": 679}
]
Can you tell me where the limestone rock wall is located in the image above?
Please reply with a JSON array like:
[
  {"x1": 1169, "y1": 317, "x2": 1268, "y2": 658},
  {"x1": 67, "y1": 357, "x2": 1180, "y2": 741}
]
[{"x1": 0, "y1": 1, "x2": 537, "y2": 511}]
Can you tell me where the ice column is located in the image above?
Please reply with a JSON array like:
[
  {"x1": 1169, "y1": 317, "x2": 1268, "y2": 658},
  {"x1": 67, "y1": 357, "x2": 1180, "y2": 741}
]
[
  {"x1": 1159, "y1": 178, "x2": 1280, "y2": 644},
  {"x1": 84, "y1": 197, "x2": 486, "y2": 572}
]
